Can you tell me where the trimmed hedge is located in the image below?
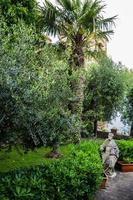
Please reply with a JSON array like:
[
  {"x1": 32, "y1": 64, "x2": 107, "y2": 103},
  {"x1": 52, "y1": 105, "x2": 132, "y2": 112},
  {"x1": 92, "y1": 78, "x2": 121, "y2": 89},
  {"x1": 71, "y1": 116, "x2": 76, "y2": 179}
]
[
  {"x1": 117, "y1": 140, "x2": 133, "y2": 163},
  {"x1": 0, "y1": 141, "x2": 103, "y2": 200}
]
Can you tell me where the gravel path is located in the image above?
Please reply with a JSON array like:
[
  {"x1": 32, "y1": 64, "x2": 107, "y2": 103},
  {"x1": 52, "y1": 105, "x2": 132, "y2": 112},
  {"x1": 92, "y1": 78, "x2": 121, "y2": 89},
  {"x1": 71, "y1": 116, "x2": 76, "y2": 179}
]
[{"x1": 95, "y1": 172, "x2": 133, "y2": 200}]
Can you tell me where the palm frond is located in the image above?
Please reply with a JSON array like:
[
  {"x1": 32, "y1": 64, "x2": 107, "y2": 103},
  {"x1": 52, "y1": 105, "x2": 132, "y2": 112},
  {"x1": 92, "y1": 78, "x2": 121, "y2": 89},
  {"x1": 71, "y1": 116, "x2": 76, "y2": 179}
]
[
  {"x1": 91, "y1": 0, "x2": 106, "y2": 15},
  {"x1": 56, "y1": 0, "x2": 74, "y2": 11},
  {"x1": 96, "y1": 30, "x2": 114, "y2": 41},
  {"x1": 78, "y1": 0, "x2": 101, "y2": 30},
  {"x1": 97, "y1": 16, "x2": 117, "y2": 31},
  {"x1": 40, "y1": 0, "x2": 116, "y2": 46},
  {"x1": 40, "y1": 0, "x2": 63, "y2": 36}
]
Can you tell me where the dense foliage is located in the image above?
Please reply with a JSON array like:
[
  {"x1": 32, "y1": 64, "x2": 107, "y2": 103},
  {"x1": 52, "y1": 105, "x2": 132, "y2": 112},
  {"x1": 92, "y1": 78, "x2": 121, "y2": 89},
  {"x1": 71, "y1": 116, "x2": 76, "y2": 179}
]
[
  {"x1": 123, "y1": 86, "x2": 133, "y2": 137},
  {"x1": 121, "y1": 68, "x2": 133, "y2": 91},
  {"x1": 0, "y1": 21, "x2": 73, "y2": 150},
  {"x1": 0, "y1": 0, "x2": 39, "y2": 26},
  {"x1": 0, "y1": 19, "x2": 126, "y2": 150},
  {"x1": 83, "y1": 58, "x2": 125, "y2": 136},
  {"x1": 0, "y1": 141, "x2": 103, "y2": 200},
  {"x1": 0, "y1": 1, "x2": 127, "y2": 152},
  {"x1": 117, "y1": 140, "x2": 133, "y2": 163}
]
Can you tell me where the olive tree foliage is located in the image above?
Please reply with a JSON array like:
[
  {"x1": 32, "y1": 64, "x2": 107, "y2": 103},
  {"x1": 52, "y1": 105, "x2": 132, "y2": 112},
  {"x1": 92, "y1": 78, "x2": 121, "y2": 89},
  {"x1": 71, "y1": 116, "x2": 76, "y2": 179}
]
[
  {"x1": 0, "y1": 0, "x2": 39, "y2": 26},
  {"x1": 0, "y1": 20, "x2": 73, "y2": 150},
  {"x1": 121, "y1": 68, "x2": 133, "y2": 91},
  {"x1": 82, "y1": 58, "x2": 125, "y2": 137}
]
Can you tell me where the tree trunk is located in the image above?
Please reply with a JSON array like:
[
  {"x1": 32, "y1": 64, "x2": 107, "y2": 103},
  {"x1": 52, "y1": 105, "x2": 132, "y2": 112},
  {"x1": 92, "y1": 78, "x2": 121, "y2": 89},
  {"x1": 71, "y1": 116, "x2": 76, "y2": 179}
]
[
  {"x1": 94, "y1": 119, "x2": 97, "y2": 137},
  {"x1": 70, "y1": 33, "x2": 86, "y2": 142},
  {"x1": 45, "y1": 143, "x2": 61, "y2": 158},
  {"x1": 130, "y1": 122, "x2": 133, "y2": 137}
]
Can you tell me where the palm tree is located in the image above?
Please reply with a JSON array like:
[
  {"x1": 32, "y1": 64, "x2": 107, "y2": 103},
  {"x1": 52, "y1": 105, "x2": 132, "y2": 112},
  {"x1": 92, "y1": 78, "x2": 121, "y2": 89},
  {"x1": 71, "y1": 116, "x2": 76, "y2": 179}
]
[{"x1": 40, "y1": 0, "x2": 116, "y2": 141}]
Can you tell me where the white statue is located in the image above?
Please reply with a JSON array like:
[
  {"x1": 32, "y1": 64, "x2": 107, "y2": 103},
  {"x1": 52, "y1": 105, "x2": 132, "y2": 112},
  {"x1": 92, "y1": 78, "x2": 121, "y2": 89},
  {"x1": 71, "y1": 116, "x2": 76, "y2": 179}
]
[{"x1": 100, "y1": 132, "x2": 119, "y2": 177}]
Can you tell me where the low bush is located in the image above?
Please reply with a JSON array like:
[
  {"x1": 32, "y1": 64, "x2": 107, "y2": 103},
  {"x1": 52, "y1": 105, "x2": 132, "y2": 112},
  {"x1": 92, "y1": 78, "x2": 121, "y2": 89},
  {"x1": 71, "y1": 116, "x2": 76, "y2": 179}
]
[
  {"x1": 0, "y1": 141, "x2": 103, "y2": 200},
  {"x1": 117, "y1": 140, "x2": 133, "y2": 163}
]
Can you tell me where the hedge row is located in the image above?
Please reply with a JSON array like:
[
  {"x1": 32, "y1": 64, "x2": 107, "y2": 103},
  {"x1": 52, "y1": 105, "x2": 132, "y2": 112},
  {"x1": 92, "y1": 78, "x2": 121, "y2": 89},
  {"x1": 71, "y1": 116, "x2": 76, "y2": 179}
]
[{"x1": 0, "y1": 141, "x2": 103, "y2": 200}]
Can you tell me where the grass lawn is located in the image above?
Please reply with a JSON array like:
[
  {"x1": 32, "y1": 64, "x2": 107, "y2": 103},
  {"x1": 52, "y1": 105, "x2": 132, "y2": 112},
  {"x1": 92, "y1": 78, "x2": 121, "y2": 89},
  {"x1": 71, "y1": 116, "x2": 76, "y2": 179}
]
[{"x1": 0, "y1": 144, "x2": 73, "y2": 173}]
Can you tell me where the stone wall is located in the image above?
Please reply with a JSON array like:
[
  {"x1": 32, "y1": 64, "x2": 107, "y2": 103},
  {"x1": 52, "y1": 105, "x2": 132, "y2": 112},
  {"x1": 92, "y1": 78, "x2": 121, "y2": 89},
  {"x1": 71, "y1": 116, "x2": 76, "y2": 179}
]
[{"x1": 97, "y1": 131, "x2": 130, "y2": 140}]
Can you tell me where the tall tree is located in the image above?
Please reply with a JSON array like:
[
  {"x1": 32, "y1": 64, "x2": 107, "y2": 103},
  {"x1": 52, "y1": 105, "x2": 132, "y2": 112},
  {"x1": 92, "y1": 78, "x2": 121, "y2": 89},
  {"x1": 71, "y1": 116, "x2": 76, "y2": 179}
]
[{"x1": 40, "y1": 0, "x2": 116, "y2": 141}]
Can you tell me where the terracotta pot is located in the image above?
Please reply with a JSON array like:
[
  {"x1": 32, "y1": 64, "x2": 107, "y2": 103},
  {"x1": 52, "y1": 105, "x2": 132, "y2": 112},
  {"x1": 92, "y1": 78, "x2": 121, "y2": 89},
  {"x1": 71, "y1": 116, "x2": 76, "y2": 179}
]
[
  {"x1": 100, "y1": 174, "x2": 108, "y2": 189},
  {"x1": 117, "y1": 161, "x2": 133, "y2": 172}
]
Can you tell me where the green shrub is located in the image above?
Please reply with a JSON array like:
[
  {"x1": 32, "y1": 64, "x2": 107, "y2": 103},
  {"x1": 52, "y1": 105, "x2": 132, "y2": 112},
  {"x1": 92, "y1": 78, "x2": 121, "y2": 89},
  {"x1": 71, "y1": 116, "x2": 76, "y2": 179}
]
[
  {"x1": 0, "y1": 141, "x2": 103, "y2": 200},
  {"x1": 117, "y1": 140, "x2": 133, "y2": 163}
]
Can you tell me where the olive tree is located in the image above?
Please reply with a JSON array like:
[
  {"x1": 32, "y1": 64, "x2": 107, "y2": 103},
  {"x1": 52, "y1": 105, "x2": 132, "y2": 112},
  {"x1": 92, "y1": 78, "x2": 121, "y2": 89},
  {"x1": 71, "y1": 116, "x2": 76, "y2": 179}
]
[
  {"x1": 83, "y1": 57, "x2": 125, "y2": 137},
  {"x1": 0, "y1": 21, "x2": 73, "y2": 154}
]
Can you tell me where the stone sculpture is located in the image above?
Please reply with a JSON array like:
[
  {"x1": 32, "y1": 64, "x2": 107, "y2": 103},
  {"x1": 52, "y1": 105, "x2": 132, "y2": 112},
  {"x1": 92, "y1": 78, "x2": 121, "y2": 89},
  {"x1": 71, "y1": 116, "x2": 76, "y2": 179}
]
[{"x1": 100, "y1": 132, "x2": 119, "y2": 177}]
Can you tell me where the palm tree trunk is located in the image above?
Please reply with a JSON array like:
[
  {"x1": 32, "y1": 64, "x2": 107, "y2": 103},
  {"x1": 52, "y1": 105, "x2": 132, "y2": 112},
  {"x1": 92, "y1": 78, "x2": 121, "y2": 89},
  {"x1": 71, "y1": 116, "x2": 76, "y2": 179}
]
[{"x1": 70, "y1": 34, "x2": 86, "y2": 142}]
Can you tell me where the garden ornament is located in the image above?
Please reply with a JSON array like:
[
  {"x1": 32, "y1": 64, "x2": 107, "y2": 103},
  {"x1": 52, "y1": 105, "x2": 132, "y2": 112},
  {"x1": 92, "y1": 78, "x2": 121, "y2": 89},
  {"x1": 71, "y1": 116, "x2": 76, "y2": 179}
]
[{"x1": 100, "y1": 132, "x2": 119, "y2": 178}]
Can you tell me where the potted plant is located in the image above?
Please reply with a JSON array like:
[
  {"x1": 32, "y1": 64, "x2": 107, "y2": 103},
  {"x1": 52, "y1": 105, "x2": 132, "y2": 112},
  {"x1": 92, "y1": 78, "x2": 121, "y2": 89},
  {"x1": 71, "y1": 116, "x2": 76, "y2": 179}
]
[
  {"x1": 117, "y1": 140, "x2": 133, "y2": 172},
  {"x1": 117, "y1": 158, "x2": 133, "y2": 172}
]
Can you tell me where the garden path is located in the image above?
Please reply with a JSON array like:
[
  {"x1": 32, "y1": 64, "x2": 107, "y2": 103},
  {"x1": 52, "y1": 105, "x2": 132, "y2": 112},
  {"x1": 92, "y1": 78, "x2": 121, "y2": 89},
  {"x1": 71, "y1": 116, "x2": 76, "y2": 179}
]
[{"x1": 95, "y1": 172, "x2": 133, "y2": 200}]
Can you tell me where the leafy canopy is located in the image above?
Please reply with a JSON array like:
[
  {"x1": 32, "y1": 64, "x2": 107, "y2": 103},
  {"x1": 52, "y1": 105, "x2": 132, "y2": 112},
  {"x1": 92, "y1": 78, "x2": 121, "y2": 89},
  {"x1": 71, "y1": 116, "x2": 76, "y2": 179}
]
[
  {"x1": 40, "y1": 0, "x2": 116, "y2": 44},
  {"x1": 83, "y1": 57, "x2": 125, "y2": 134},
  {"x1": 0, "y1": 0, "x2": 39, "y2": 25},
  {"x1": 0, "y1": 20, "x2": 73, "y2": 149}
]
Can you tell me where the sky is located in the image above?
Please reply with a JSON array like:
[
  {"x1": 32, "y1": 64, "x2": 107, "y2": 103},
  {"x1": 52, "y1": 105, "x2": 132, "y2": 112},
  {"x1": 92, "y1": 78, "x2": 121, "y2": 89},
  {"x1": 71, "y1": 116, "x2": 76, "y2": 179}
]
[
  {"x1": 38, "y1": 0, "x2": 133, "y2": 69},
  {"x1": 106, "y1": 0, "x2": 133, "y2": 69}
]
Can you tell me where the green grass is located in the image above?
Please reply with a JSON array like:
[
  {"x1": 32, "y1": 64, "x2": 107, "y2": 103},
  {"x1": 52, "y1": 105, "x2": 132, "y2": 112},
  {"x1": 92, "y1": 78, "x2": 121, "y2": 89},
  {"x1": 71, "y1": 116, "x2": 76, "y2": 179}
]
[
  {"x1": 0, "y1": 144, "x2": 73, "y2": 173},
  {"x1": 0, "y1": 139, "x2": 106, "y2": 173}
]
